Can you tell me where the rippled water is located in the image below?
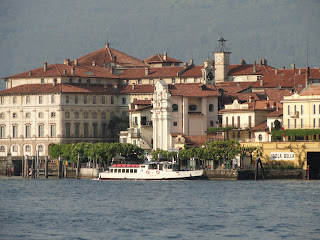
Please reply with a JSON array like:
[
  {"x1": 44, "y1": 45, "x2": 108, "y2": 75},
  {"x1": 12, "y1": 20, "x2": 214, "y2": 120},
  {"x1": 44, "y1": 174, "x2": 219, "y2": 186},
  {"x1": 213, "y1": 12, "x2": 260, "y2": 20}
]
[{"x1": 0, "y1": 178, "x2": 319, "y2": 240}]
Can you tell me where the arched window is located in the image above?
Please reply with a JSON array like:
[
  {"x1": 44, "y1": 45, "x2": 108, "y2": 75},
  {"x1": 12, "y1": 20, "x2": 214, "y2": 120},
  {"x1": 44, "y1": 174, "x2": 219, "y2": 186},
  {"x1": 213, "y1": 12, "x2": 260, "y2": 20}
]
[
  {"x1": 12, "y1": 145, "x2": 18, "y2": 152},
  {"x1": 92, "y1": 112, "x2": 97, "y2": 119},
  {"x1": 83, "y1": 112, "x2": 88, "y2": 119},
  {"x1": 38, "y1": 145, "x2": 43, "y2": 152},
  {"x1": 0, "y1": 146, "x2": 5, "y2": 152},
  {"x1": 25, "y1": 145, "x2": 31, "y2": 152},
  {"x1": 258, "y1": 134, "x2": 263, "y2": 141},
  {"x1": 101, "y1": 112, "x2": 106, "y2": 119},
  {"x1": 209, "y1": 104, "x2": 214, "y2": 112},
  {"x1": 65, "y1": 112, "x2": 70, "y2": 118},
  {"x1": 172, "y1": 104, "x2": 178, "y2": 112},
  {"x1": 74, "y1": 112, "x2": 79, "y2": 119}
]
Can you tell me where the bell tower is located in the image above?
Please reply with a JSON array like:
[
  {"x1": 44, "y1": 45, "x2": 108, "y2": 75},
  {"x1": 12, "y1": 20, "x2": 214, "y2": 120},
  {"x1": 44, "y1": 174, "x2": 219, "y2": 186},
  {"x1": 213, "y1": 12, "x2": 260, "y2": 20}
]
[{"x1": 214, "y1": 36, "x2": 231, "y2": 83}]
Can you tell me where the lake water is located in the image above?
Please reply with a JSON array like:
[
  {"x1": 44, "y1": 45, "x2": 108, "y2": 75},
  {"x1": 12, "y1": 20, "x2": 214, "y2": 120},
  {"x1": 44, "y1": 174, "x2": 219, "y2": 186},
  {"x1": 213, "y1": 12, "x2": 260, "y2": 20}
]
[{"x1": 0, "y1": 178, "x2": 319, "y2": 240}]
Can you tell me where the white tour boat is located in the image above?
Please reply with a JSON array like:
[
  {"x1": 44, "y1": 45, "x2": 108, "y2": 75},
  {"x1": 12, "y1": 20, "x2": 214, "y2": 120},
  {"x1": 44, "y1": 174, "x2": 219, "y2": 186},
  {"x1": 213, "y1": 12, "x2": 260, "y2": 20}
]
[{"x1": 98, "y1": 161, "x2": 204, "y2": 180}]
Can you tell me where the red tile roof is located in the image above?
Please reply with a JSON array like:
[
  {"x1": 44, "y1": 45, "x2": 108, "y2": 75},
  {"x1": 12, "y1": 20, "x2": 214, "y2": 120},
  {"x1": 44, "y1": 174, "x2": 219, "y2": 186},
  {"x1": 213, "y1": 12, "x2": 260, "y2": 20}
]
[
  {"x1": 183, "y1": 135, "x2": 207, "y2": 147},
  {"x1": 0, "y1": 83, "x2": 133, "y2": 95},
  {"x1": 133, "y1": 99, "x2": 152, "y2": 105},
  {"x1": 168, "y1": 83, "x2": 219, "y2": 97},
  {"x1": 300, "y1": 84, "x2": 320, "y2": 96},
  {"x1": 121, "y1": 84, "x2": 155, "y2": 94},
  {"x1": 73, "y1": 45, "x2": 147, "y2": 68},
  {"x1": 265, "y1": 89, "x2": 294, "y2": 101},
  {"x1": 4, "y1": 64, "x2": 119, "y2": 79},
  {"x1": 229, "y1": 64, "x2": 275, "y2": 76},
  {"x1": 265, "y1": 109, "x2": 283, "y2": 117},
  {"x1": 250, "y1": 121, "x2": 268, "y2": 131},
  {"x1": 119, "y1": 66, "x2": 183, "y2": 79},
  {"x1": 216, "y1": 81, "x2": 254, "y2": 94},
  {"x1": 144, "y1": 54, "x2": 182, "y2": 64},
  {"x1": 219, "y1": 100, "x2": 282, "y2": 113}
]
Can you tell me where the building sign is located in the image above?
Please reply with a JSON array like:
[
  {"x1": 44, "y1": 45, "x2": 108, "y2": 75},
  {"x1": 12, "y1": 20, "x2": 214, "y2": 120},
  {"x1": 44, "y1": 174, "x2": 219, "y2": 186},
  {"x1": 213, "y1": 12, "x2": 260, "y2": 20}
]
[{"x1": 270, "y1": 152, "x2": 295, "y2": 160}]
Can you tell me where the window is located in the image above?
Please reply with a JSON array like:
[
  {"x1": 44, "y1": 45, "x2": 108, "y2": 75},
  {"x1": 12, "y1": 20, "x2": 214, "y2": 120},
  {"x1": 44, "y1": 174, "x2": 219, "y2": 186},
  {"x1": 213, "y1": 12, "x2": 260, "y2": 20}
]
[
  {"x1": 39, "y1": 96, "x2": 43, "y2": 104},
  {"x1": 65, "y1": 123, "x2": 71, "y2": 137},
  {"x1": 301, "y1": 119, "x2": 303, "y2": 129},
  {"x1": 149, "y1": 79, "x2": 153, "y2": 85},
  {"x1": 111, "y1": 96, "x2": 114, "y2": 104},
  {"x1": 122, "y1": 97, "x2": 126, "y2": 105},
  {"x1": 0, "y1": 97, "x2": 4, "y2": 105},
  {"x1": 84, "y1": 96, "x2": 87, "y2": 104},
  {"x1": 288, "y1": 119, "x2": 290, "y2": 129},
  {"x1": 87, "y1": 79, "x2": 90, "y2": 85},
  {"x1": 93, "y1": 124, "x2": 98, "y2": 137},
  {"x1": 75, "y1": 124, "x2": 80, "y2": 137},
  {"x1": 51, "y1": 125, "x2": 56, "y2": 137},
  {"x1": 13, "y1": 125, "x2": 18, "y2": 138},
  {"x1": 69, "y1": 78, "x2": 73, "y2": 83},
  {"x1": 25, "y1": 125, "x2": 31, "y2": 138},
  {"x1": 141, "y1": 116, "x2": 147, "y2": 125},
  {"x1": 173, "y1": 122, "x2": 178, "y2": 126},
  {"x1": 25, "y1": 112, "x2": 30, "y2": 118},
  {"x1": 172, "y1": 104, "x2": 178, "y2": 112},
  {"x1": 84, "y1": 124, "x2": 89, "y2": 137},
  {"x1": 258, "y1": 134, "x2": 263, "y2": 141},
  {"x1": 12, "y1": 113, "x2": 17, "y2": 118},
  {"x1": 102, "y1": 96, "x2": 106, "y2": 104},
  {"x1": 13, "y1": 96, "x2": 16, "y2": 104},
  {"x1": 0, "y1": 125, "x2": 5, "y2": 138},
  {"x1": 101, "y1": 112, "x2": 106, "y2": 119},
  {"x1": 93, "y1": 96, "x2": 96, "y2": 104},
  {"x1": 38, "y1": 112, "x2": 43, "y2": 118},
  {"x1": 314, "y1": 119, "x2": 316, "y2": 129},
  {"x1": 78, "y1": 78, "x2": 82, "y2": 84},
  {"x1": 66, "y1": 95, "x2": 69, "y2": 104},
  {"x1": 51, "y1": 112, "x2": 56, "y2": 118},
  {"x1": 0, "y1": 146, "x2": 5, "y2": 152},
  {"x1": 41, "y1": 78, "x2": 45, "y2": 84},
  {"x1": 26, "y1": 96, "x2": 30, "y2": 104},
  {"x1": 12, "y1": 145, "x2": 18, "y2": 152},
  {"x1": 294, "y1": 119, "x2": 297, "y2": 129},
  {"x1": 313, "y1": 104, "x2": 316, "y2": 115},
  {"x1": 301, "y1": 105, "x2": 303, "y2": 115},
  {"x1": 102, "y1": 123, "x2": 107, "y2": 137},
  {"x1": 74, "y1": 112, "x2": 79, "y2": 119},
  {"x1": 92, "y1": 112, "x2": 97, "y2": 119},
  {"x1": 0, "y1": 113, "x2": 4, "y2": 119},
  {"x1": 210, "y1": 121, "x2": 214, "y2": 127},
  {"x1": 51, "y1": 95, "x2": 55, "y2": 104},
  {"x1": 83, "y1": 112, "x2": 88, "y2": 119},
  {"x1": 38, "y1": 124, "x2": 44, "y2": 137},
  {"x1": 184, "y1": 78, "x2": 187, "y2": 83},
  {"x1": 75, "y1": 96, "x2": 78, "y2": 104},
  {"x1": 65, "y1": 112, "x2": 70, "y2": 118},
  {"x1": 25, "y1": 145, "x2": 31, "y2": 152},
  {"x1": 249, "y1": 116, "x2": 252, "y2": 128},
  {"x1": 189, "y1": 105, "x2": 197, "y2": 111},
  {"x1": 110, "y1": 112, "x2": 115, "y2": 118},
  {"x1": 294, "y1": 105, "x2": 297, "y2": 115},
  {"x1": 288, "y1": 105, "x2": 291, "y2": 115},
  {"x1": 38, "y1": 145, "x2": 43, "y2": 152},
  {"x1": 209, "y1": 104, "x2": 214, "y2": 112},
  {"x1": 172, "y1": 78, "x2": 175, "y2": 83}
]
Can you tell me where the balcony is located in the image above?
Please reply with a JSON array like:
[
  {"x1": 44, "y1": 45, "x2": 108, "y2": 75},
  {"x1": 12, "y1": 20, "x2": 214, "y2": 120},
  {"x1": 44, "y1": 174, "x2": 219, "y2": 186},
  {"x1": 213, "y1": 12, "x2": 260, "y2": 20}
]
[
  {"x1": 128, "y1": 129, "x2": 141, "y2": 138},
  {"x1": 290, "y1": 111, "x2": 299, "y2": 118},
  {"x1": 141, "y1": 121, "x2": 152, "y2": 127}
]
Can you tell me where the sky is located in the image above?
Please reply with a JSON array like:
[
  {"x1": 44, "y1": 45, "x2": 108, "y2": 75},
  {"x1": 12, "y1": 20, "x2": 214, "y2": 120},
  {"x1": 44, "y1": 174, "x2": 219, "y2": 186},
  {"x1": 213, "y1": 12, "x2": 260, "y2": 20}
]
[{"x1": 0, "y1": 0, "x2": 319, "y2": 90}]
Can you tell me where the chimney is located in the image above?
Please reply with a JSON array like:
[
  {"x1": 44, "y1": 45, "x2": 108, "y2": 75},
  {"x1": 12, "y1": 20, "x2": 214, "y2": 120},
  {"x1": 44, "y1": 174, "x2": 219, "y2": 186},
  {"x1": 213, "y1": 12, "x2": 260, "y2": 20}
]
[
  {"x1": 74, "y1": 59, "x2": 78, "y2": 66},
  {"x1": 253, "y1": 60, "x2": 256, "y2": 66},
  {"x1": 64, "y1": 58, "x2": 70, "y2": 65},
  {"x1": 275, "y1": 69, "x2": 278, "y2": 75},
  {"x1": 145, "y1": 68, "x2": 149, "y2": 76},
  {"x1": 92, "y1": 61, "x2": 96, "y2": 66},
  {"x1": 110, "y1": 67, "x2": 113, "y2": 74},
  {"x1": 273, "y1": 101, "x2": 277, "y2": 108},
  {"x1": 53, "y1": 78, "x2": 57, "y2": 86},
  {"x1": 190, "y1": 59, "x2": 193, "y2": 65},
  {"x1": 253, "y1": 65, "x2": 256, "y2": 73},
  {"x1": 259, "y1": 59, "x2": 262, "y2": 66},
  {"x1": 43, "y1": 62, "x2": 47, "y2": 71},
  {"x1": 240, "y1": 59, "x2": 246, "y2": 65},
  {"x1": 71, "y1": 67, "x2": 75, "y2": 75},
  {"x1": 299, "y1": 69, "x2": 301, "y2": 75},
  {"x1": 29, "y1": 71, "x2": 32, "y2": 76},
  {"x1": 282, "y1": 66, "x2": 285, "y2": 69},
  {"x1": 291, "y1": 64, "x2": 295, "y2": 70},
  {"x1": 63, "y1": 69, "x2": 67, "y2": 75},
  {"x1": 248, "y1": 95, "x2": 253, "y2": 103},
  {"x1": 260, "y1": 79, "x2": 263, "y2": 86},
  {"x1": 113, "y1": 56, "x2": 117, "y2": 63},
  {"x1": 183, "y1": 62, "x2": 188, "y2": 68},
  {"x1": 132, "y1": 83, "x2": 135, "y2": 90},
  {"x1": 261, "y1": 58, "x2": 267, "y2": 65},
  {"x1": 163, "y1": 52, "x2": 167, "y2": 61}
]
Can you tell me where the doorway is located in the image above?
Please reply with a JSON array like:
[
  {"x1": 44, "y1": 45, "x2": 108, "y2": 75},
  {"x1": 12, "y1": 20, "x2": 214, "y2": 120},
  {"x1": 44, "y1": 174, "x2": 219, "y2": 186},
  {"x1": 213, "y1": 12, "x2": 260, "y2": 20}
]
[{"x1": 307, "y1": 152, "x2": 320, "y2": 179}]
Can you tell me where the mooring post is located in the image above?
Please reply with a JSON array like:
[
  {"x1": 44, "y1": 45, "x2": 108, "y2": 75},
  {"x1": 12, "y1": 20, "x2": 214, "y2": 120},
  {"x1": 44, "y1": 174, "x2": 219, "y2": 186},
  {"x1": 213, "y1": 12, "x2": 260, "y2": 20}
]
[
  {"x1": 31, "y1": 156, "x2": 35, "y2": 178},
  {"x1": 45, "y1": 156, "x2": 48, "y2": 178},
  {"x1": 58, "y1": 156, "x2": 62, "y2": 179},
  {"x1": 76, "y1": 154, "x2": 81, "y2": 179},
  {"x1": 255, "y1": 159, "x2": 259, "y2": 180},
  {"x1": 24, "y1": 156, "x2": 29, "y2": 178},
  {"x1": 64, "y1": 163, "x2": 67, "y2": 178}
]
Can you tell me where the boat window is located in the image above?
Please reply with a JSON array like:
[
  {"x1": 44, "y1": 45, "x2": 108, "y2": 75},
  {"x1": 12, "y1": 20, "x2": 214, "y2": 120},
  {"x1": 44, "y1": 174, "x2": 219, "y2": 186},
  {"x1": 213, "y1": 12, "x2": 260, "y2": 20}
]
[
  {"x1": 141, "y1": 166, "x2": 145, "y2": 168},
  {"x1": 167, "y1": 165, "x2": 172, "y2": 169},
  {"x1": 130, "y1": 169, "x2": 133, "y2": 173},
  {"x1": 149, "y1": 164, "x2": 157, "y2": 169},
  {"x1": 122, "y1": 169, "x2": 125, "y2": 173},
  {"x1": 134, "y1": 169, "x2": 137, "y2": 173},
  {"x1": 110, "y1": 169, "x2": 113, "y2": 173},
  {"x1": 126, "y1": 169, "x2": 129, "y2": 173},
  {"x1": 159, "y1": 164, "x2": 163, "y2": 170},
  {"x1": 114, "y1": 169, "x2": 117, "y2": 173}
]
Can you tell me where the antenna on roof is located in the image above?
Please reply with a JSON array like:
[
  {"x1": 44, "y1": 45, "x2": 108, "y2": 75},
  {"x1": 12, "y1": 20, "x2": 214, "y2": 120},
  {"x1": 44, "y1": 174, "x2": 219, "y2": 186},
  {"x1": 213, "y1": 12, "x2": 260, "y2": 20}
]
[
  {"x1": 292, "y1": 47, "x2": 294, "y2": 65},
  {"x1": 105, "y1": 27, "x2": 110, "y2": 47}
]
